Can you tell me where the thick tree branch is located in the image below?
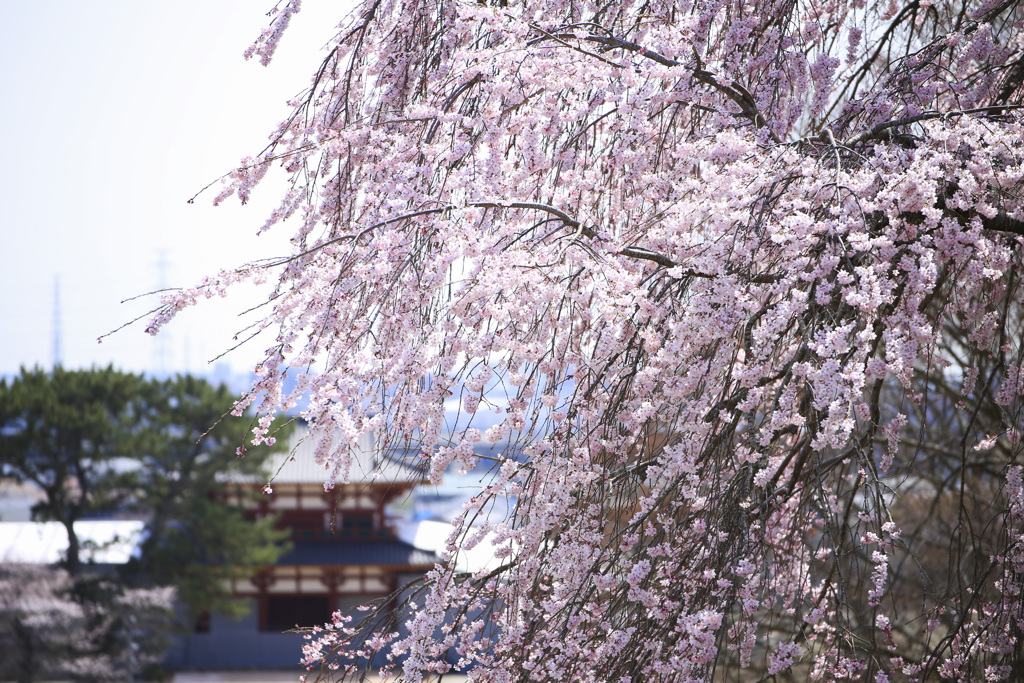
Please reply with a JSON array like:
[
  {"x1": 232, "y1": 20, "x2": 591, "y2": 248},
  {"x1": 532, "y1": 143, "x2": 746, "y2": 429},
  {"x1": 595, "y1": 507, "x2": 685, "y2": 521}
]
[
  {"x1": 937, "y1": 183, "x2": 1024, "y2": 237},
  {"x1": 841, "y1": 105, "x2": 1023, "y2": 147},
  {"x1": 527, "y1": 29, "x2": 782, "y2": 143},
  {"x1": 584, "y1": 35, "x2": 782, "y2": 142},
  {"x1": 869, "y1": 189, "x2": 1024, "y2": 240}
]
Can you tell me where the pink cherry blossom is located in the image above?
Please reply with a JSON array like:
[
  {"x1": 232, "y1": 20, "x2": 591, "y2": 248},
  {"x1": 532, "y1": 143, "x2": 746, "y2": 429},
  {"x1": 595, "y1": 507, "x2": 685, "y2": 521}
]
[{"x1": 153, "y1": 0, "x2": 1024, "y2": 679}]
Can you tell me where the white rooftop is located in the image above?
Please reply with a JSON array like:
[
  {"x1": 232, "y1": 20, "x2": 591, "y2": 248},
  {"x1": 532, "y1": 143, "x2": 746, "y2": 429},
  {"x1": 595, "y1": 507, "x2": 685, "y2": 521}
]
[
  {"x1": 0, "y1": 520, "x2": 144, "y2": 565},
  {"x1": 395, "y1": 519, "x2": 506, "y2": 574}
]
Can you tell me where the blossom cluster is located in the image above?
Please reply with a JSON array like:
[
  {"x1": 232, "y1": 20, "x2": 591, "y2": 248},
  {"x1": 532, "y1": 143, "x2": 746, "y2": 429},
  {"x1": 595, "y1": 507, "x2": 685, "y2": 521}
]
[{"x1": 159, "y1": 0, "x2": 1024, "y2": 680}]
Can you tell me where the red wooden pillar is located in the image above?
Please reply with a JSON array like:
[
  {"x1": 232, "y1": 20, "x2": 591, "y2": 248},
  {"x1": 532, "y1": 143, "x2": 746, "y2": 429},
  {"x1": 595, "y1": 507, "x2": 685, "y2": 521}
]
[
  {"x1": 253, "y1": 571, "x2": 275, "y2": 631},
  {"x1": 321, "y1": 569, "x2": 340, "y2": 614}
]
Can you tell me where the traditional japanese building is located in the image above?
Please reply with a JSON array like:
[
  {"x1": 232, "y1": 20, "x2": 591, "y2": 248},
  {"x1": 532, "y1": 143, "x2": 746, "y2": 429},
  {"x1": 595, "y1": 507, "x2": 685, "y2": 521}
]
[{"x1": 168, "y1": 423, "x2": 437, "y2": 670}]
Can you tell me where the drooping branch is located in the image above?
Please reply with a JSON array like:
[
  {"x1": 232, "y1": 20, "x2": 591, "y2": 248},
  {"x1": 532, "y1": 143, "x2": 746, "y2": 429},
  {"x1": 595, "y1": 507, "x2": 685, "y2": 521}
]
[{"x1": 268, "y1": 201, "x2": 786, "y2": 283}]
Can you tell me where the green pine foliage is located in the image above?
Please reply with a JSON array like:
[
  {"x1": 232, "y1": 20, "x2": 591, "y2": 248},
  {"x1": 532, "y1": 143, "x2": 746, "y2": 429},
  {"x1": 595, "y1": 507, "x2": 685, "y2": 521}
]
[
  {"x1": 0, "y1": 366, "x2": 144, "y2": 575},
  {"x1": 126, "y1": 374, "x2": 292, "y2": 619},
  {"x1": 0, "y1": 367, "x2": 292, "y2": 622}
]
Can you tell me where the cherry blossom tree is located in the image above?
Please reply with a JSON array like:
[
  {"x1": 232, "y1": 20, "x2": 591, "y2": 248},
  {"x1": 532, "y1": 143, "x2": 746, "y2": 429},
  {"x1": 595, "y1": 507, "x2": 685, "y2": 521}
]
[
  {"x1": 0, "y1": 565, "x2": 174, "y2": 683},
  {"x1": 151, "y1": 0, "x2": 1024, "y2": 679}
]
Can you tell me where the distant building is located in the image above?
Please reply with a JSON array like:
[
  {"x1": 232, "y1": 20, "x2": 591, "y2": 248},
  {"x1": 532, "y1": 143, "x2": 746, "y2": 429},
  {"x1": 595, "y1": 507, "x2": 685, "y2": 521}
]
[{"x1": 167, "y1": 423, "x2": 438, "y2": 670}]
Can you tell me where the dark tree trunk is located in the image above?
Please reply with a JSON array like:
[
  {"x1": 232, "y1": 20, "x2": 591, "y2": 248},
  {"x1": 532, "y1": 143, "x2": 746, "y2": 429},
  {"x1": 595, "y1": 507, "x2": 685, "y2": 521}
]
[{"x1": 62, "y1": 516, "x2": 81, "y2": 577}]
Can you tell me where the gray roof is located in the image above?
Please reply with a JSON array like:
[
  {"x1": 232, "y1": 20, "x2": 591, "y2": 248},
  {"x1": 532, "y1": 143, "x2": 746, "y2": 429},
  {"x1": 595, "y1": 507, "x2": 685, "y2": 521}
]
[
  {"x1": 277, "y1": 540, "x2": 437, "y2": 567},
  {"x1": 227, "y1": 422, "x2": 427, "y2": 486}
]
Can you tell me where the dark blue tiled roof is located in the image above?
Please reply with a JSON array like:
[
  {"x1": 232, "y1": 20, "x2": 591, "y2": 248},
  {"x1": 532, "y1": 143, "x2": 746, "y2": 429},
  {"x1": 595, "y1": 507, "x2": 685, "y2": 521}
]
[{"x1": 277, "y1": 540, "x2": 438, "y2": 567}]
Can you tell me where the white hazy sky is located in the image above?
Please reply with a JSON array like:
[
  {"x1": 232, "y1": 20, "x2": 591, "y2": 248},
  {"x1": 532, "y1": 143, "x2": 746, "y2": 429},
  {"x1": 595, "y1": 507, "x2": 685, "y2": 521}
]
[{"x1": 0, "y1": 1, "x2": 350, "y2": 378}]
